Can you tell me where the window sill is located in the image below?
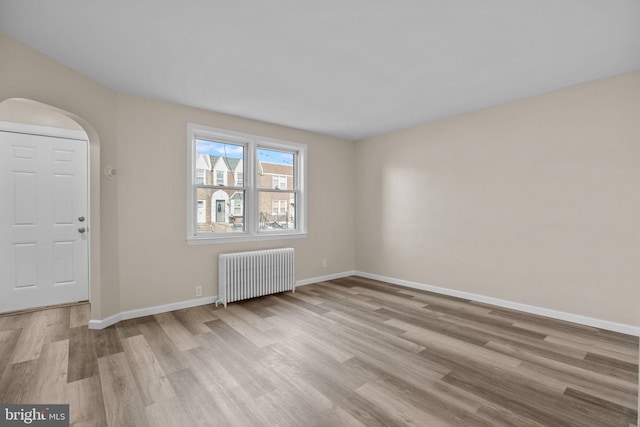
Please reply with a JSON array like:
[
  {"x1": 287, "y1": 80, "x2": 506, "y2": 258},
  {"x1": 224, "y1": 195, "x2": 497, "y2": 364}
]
[{"x1": 186, "y1": 232, "x2": 307, "y2": 245}]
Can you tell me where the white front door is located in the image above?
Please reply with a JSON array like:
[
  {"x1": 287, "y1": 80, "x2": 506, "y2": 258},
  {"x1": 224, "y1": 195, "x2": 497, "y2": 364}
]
[
  {"x1": 0, "y1": 126, "x2": 89, "y2": 312},
  {"x1": 215, "y1": 200, "x2": 225, "y2": 222}
]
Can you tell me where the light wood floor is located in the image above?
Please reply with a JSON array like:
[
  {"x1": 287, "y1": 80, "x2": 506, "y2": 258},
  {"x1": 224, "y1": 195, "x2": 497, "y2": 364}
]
[{"x1": 0, "y1": 276, "x2": 637, "y2": 426}]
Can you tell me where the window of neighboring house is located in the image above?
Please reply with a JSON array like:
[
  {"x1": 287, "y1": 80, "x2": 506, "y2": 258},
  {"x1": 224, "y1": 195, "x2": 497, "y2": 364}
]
[
  {"x1": 272, "y1": 175, "x2": 287, "y2": 190},
  {"x1": 187, "y1": 123, "x2": 307, "y2": 243},
  {"x1": 272, "y1": 200, "x2": 287, "y2": 216},
  {"x1": 215, "y1": 170, "x2": 225, "y2": 186},
  {"x1": 196, "y1": 169, "x2": 206, "y2": 185},
  {"x1": 231, "y1": 192, "x2": 243, "y2": 217}
]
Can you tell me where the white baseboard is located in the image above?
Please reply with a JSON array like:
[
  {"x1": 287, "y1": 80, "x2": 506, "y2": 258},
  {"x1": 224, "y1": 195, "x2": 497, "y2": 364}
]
[
  {"x1": 88, "y1": 296, "x2": 219, "y2": 330},
  {"x1": 89, "y1": 270, "x2": 637, "y2": 336},
  {"x1": 354, "y1": 271, "x2": 639, "y2": 337},
  {"x1": 88, "y1": 271, "x2": 356, "y2": 329},
  {"x1": 296, "y1": 270, "x2": 356, "y2": 287}
]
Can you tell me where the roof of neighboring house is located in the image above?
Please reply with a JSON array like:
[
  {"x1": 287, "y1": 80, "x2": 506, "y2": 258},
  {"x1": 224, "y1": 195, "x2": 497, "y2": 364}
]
[
  {"x1": 259, "y1": 161, "x2": 293, "y2": 176},
  {"x1": 209, "y1": 155, "x2": 241, "y2": 171}
]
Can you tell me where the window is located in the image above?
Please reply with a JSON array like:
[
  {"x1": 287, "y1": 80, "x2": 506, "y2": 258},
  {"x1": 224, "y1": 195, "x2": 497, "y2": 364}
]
[
  {"x1": 196, "y1": 169, "x2": 206, "y2": 185},
  {"x1": 187, "y1": 123, "x2": 306, "y2": 243},
  {"x1": 231, "y1": 192, "x2": 243, "y2": 216},
  {"x1": 215, "y1": 170, "x2": 225, "y2": 186},
  {"x1": 272, "y1": 200, "x2": 287, "y2": 215},
  {"x1": 272, "y1": 175, "x2": 287, "y2": 190}
]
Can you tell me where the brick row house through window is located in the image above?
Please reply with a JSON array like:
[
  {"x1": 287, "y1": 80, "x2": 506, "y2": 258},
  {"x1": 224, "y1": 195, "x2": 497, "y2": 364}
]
[
  {"x1": 195, "y1": 154, "x2": 293, "y2": 232},
  {"x1": 257, "y1": 160, "x2": 294, "y2": 229}
]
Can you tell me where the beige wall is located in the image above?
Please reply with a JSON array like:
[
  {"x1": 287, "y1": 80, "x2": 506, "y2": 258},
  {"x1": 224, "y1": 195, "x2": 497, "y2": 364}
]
[
  {"x1": 0, "y1": 31, "x2": 120, "y2": 320},
  {"x1": 1, "y1": 32, "x2": 355, "y2": 319},
  {"x1": 355, "y1": 71, "x2": 640, "y2": 326},
  {"x1": 114, "y1": 93, "x2": 355, "y2": 311}
]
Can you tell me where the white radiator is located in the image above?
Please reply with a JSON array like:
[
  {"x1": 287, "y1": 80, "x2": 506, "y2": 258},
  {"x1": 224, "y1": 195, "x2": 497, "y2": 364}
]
[{"x1": 217, "y1": 248, "x2": 295, "y2": 307}]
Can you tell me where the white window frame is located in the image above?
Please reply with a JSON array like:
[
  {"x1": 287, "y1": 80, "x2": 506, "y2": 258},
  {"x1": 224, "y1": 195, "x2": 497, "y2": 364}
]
[
  {"x1": 235, "y1": 171, "x2": 243, "y2": 187},
  {"x1": 187, "y1": 123, "x2": 307, "y2": 244}
]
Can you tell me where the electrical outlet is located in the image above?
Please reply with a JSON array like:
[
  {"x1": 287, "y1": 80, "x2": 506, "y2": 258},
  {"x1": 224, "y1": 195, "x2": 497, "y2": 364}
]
[
  {"x1": 321, "y1": 258, "x2": 328, "y2": 268},
  {"x1": 195, "y1": 286, "x2": 203, "y2": 297}
]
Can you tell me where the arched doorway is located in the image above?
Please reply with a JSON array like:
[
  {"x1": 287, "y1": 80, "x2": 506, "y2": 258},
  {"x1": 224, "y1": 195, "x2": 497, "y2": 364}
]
[{"x1": 0, "y1": 98, "x2": 101, "y2": 314}]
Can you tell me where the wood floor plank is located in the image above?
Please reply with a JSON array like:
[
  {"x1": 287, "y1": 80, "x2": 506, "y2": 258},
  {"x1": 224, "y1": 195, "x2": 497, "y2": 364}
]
[
  {"x1": 115, "y1": 315, "x2": 157, "y2": 339},
  {"x1": 543, "y1": 334, "x2": 639, "y2": 365},
  {"x1": 154, "y1": 312, "x2": 200, "y2": 351},
  {"x1": 11, "y1": 311, "x2": 47, "y2": 363},
  {"x1": 388, "y1": 318, "x2": 523, "y2": 370},
  {"x1": 0, "y1": 359, "x2": 40, "y2": 403},
  {"x1": 0, "y1": 329, "x2": 21, "y2": 377},
  {"x1": 32, "y1": 339, "x2": 69, "y2": 404},
  {"x1": 517, "y1": 360, "x2": 638, "y2": 410},
  {"x1": 67, "y1": 375, "x2": 107, "y2": 427},
  {"x1": 69, "y1": 303, "x2": 91, "y2": 328},
  {"x1": 356, "y1": 379, "x2": 455, "y2": 426},
  {"x1": 225, "y1": 302, "x2": 279, "y2": 331},
  {"x1": 98, "y1": 352, "x2": 149, "y2": 427},
  {"x1": 137, "y1": 322, "x2": 190, "y2": 375},
  {"x1": 67, "y1": 325, "x2": 98, "y2": 382},
  {"x1": 145, "y1": 397, "x2": 191, "y2": 427},
  {"x1": 486, "y1": 340, "x2": 638, "y2": 394},
  {"x1": 315, "y1": 405, "x2": 369, "y2": 427},
  {"x1": 0, "y1": 276, "x2": 636, "y2": 427},
  {"x1": 171, "y1": 306, "x2": 218, "y2": 335},
  {"x1": 121, "y1": 334, "x2": 176, "y2": 406},
  {"x1": 201, "y1": 320, "x2": 276, "y2": 398},
  {"x1": 44, "y1": 306, "x2": 72, "y2": 343},
  {"x1": 166, "y1": 368, "x2": 228, "y2": 427},
  {"x1": 92, "y1": 325, "x2": 124, "y2": 358},
  {"x1": 322, "y1": 310, "x2": 426, "y2": 354},
  {"x1": 213, "y1": 307, "x2": 278, "y2": 348}
]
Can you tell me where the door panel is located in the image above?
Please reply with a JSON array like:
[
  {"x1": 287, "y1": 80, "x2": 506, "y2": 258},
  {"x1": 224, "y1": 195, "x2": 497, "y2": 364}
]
[
  {"x1": 13, "y1": 242, "x2": 37, "y2": 288},
  {"x1": 13, "y1": 171, "x2": 37, "y2": 224},
  {"x1": 53, "y1": 174, "x2": 75, "y2": 224},
  {"x1": 0, "y1": 129, "x2": 88, "y2": 312}
]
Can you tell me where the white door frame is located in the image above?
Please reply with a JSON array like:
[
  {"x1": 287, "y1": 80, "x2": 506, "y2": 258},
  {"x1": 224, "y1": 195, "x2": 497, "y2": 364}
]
[{"x1": 0, "y1": 120, "x2": 91, "y2": 305}]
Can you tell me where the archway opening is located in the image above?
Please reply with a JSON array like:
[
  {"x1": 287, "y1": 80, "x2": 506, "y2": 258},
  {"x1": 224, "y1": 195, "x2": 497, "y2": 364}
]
[{"x1": 0, "y1": 97, "x2": 102, "y2": 321}]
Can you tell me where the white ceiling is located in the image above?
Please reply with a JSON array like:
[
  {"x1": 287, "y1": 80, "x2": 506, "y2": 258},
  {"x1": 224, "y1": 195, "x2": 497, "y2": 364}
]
[{"x1": 1, "y1": 0, "x2": 639, "y2": 141}]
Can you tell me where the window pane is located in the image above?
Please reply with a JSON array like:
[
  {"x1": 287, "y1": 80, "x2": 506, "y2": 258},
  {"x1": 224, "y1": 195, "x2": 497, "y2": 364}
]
[
  {"x1": 196, "y1": 188, "x2": 244, "y2": 233},
  {"x1": 259, "y1": 191, "x2": 295, "y2": 230},
  {"x1": 258, "y1": 148, "x2": 294, "y2": 189},
  {"x1": 271, "y1": 175, "x2": 287, "y2": 190},
  {"x1": 195, "y1": 139, "x2": 244, "y2": 188},
  {"x1": 215, "y1": 171, "x2": 225, "y2": 185}
]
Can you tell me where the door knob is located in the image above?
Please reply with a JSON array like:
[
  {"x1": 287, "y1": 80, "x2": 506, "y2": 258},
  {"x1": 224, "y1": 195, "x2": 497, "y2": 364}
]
[
  {"x1": 78, "y1": 216, "x2": 85, "y2": 222},
  {"x1": 78, "y1": 227, "x2": 86, "y2": 234}
]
